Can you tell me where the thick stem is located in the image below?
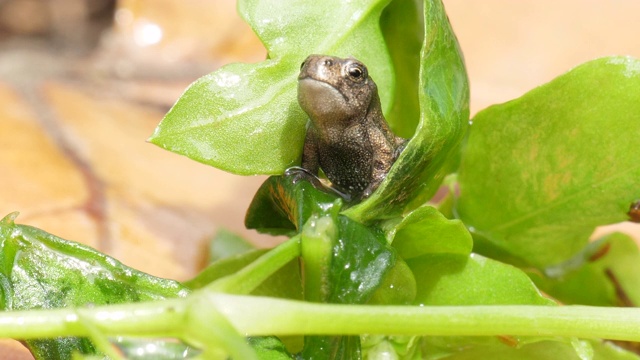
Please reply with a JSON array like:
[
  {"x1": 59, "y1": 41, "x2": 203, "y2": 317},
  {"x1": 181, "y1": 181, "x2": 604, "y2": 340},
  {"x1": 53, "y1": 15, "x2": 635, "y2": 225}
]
[
  {"x1": 2, "y1": 294, "x2": 640, "y2": 343},
  {"x1": 215, "y1": 295, "x2": 640, "y2": 341},
  {"x1": 0, "y1": 298, "x2": 186, "y2": 339}
]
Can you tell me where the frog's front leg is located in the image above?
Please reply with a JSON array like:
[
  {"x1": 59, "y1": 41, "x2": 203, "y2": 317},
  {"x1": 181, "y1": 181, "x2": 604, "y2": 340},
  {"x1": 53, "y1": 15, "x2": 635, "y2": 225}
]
[
  {"x1": 286, "y1": 126, "x2": 321, "y2": 185},
  {"x1": 286, "y1": 127, "x2": 352, "y2": 201}
]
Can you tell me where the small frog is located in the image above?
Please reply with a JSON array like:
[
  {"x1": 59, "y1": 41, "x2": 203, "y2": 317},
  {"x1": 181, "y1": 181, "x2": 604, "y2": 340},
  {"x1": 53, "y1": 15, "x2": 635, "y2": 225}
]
[{"x1": 291, "y1": 54, "x2": 406, "y2": 202}]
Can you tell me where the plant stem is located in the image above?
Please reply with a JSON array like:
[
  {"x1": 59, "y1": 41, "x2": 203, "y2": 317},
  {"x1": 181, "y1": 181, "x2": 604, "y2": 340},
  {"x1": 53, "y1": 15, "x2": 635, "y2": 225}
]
[
  {"x1": 2, "y1": 294, "x2": 640, "y2": 342},
  {"x1": 215, "y1": 295, "x2": 640, "y2": 341},
  {"x1": 206, "y1": 235, "x2": 300, "y2": 294}
]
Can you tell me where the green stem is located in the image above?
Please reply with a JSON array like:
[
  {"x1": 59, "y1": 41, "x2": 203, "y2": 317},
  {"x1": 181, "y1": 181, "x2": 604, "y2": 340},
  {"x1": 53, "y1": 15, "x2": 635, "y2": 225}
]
[
  {"x1": 218, "y1": 295, "x2": 640, "y2": 341},
  {"x1": 0, "y1": 298, "x2": 187, "y2": 339},
  {"x1": 206, "y1": 235, "x2": 301, "y2": 294},
  {"x1": 2, "y1": 294, "x2": 640, "y2": 342}
]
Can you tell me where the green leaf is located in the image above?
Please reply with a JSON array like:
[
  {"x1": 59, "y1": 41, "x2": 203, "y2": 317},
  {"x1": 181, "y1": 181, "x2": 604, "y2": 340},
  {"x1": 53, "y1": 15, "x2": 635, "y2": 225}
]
[
  {"x1": 149, "y1": 0, "x2": 394, "y2": 175},
  {"x1": 532, "y1": 232, "x2": 640, "y2": 307},
  {"x1": 245, "y1": 174, "x2": 343, "y2": 235},
  {"x1": 327, "y1": 216, "x2": 402, "y2": 304},
  {"x1": 403, "y1": 252, "x2": 603, "y2": 360},
  {"x1": 207, "y1": 228, "x2": 255, "y2": 263},
  {"x1": 367, "y1": 255, "x2": 416, "y2": 305},
  {"x1": 380, "y1": 0, "x2": 424, "y2": 138},
  {"x1": 300, "y1": 335, "x2": 361, "y2": 360},
  {"x1": 455, "y1": 56, "x2": 640, "y2": 267},
  {"x1": 407, "y1": 253, "x2": 552, "y2": 305},
  {"x1": 300, "y1": 213, "x2": 404, "y2": 305},
  {"x1": 248, "y1": 336, "x2": 293, "y2": 360},
  {"x1": 344, "y1": 0, "x2": 469, "y2": 222},
  {"x1": 299, "y1": 209, "x2": 411, "y2": 358},
  {"x1": 389, "y1": 205, "x2": 473, "y2": 259},
  {"x1": 0, "y1": 213, "x2": 189, "y2": 358}
]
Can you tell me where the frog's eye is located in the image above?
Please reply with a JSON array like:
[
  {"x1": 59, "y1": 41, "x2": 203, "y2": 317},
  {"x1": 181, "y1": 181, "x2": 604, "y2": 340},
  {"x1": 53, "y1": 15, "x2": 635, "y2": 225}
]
[
  {"x1": 347, "y1": 64, "x2": 367, "y2": 81},
  {"x1": 323, "y1": 59, "x2": 334, "y2": 67}
]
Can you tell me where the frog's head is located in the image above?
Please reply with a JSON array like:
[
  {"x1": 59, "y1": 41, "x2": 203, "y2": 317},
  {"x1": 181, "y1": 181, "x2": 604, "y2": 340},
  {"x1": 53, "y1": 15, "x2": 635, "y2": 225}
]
[{"x1": 298, "y1": 54, "x2": 378, "y2": 125}]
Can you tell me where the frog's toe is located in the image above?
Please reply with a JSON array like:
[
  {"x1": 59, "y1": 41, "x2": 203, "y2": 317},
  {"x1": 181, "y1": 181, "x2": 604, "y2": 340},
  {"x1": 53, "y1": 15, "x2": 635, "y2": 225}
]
[{"x1": 284, "y1": 166, "x2": 321, "y2": 185}]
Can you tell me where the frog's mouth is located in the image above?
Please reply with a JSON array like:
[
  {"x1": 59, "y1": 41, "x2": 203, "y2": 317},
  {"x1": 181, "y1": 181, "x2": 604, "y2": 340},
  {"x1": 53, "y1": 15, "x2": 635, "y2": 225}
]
[{"x1": 298, "y1": 78, "x2": 350, "y2": 122}]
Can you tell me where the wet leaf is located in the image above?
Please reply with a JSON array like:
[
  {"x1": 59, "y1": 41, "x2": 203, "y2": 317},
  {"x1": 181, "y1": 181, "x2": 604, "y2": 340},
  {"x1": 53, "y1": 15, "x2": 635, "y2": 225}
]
[
  {"x1": 245, "y1": 174, "x2": 342, "y2": 235},
  {"x1": 149, "y1": 0, "x2": 394, "y2": 175},
  {"x1": 0, "y1": 213, "x2": 189, "y2": 358}
]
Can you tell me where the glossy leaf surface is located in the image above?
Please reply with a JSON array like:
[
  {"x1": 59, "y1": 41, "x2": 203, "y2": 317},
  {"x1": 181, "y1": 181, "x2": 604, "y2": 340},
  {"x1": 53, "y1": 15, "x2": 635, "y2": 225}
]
[
  {"x1": 149, "y1": 0, "x2": 394, "y2": 175},
  {"x1": 245, "y1": 174, "x2": 342, "y2": 235},
  {"x1": 0, "y1": 213, "x2": 189, "y2": 359}
]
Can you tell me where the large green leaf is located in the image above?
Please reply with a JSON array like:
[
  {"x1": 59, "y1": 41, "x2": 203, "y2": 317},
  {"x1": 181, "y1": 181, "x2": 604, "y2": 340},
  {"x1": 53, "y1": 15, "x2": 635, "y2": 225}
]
[
  {"x1": 456, "y1": 56, "x2": 640, "y2": 268},
  {"x1": 0, "y1": 213, "x2": 189, "y2": 359},
  {"x1": 149, "y1": 0, "x2": 394, "y2": 175},
  {"x1": 344, "y1": 0, "x2": 469, "y2": 222}
]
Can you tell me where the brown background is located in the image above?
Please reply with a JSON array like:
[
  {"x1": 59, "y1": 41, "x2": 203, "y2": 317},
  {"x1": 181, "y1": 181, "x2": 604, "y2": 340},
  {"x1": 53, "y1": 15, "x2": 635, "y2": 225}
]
[{"x1": 1, "y1": 0, "x2": 639, "y2": 358}]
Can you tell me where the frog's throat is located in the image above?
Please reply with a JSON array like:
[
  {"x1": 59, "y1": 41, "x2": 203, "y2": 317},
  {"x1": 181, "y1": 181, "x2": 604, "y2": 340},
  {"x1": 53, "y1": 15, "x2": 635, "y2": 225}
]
[{"x1": 298, "y1": 78, "x2": 351, "y2": 125}]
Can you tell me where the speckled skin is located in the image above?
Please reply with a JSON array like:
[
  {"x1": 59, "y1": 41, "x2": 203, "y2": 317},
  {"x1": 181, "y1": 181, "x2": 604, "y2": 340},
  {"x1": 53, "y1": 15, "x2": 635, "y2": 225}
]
[{"x1": 297, "y1": 55, "x2": 406, "y2": 201}]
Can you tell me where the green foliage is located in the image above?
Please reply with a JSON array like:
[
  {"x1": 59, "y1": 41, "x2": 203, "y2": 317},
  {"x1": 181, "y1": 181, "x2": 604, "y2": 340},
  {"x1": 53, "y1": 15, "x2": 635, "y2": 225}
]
[
  {"x1": 389, "y1": 205, "x2": 473, "y2": 258},
  {"x1": 0, "y1": 212, "x2": 189, "y2": 358},
  {"x1": 343, "y1": 0, "x2": 469, "y2": 222},
  {"x1": 456, "y1": 57, "x2": 640, "y2": 268},
  {"x1": 531, "y1": 232, "x2": 640, "y2": 307},
  {"x1": 149, "y1": 0, "x2": 395, "y2": 175},
  {"x1": 1, "y1": 0, "x2": 640, "y2": 359}
]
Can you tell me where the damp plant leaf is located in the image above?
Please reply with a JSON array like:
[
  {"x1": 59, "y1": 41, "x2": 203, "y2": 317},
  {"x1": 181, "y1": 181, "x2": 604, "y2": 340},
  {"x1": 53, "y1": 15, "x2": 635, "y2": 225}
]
[
  {"x1": 149, "y1": 0, "x2": 395, "y2": 175},
  {"x1": 0, "y1": 213, "x2": 189, "y2": 359}
]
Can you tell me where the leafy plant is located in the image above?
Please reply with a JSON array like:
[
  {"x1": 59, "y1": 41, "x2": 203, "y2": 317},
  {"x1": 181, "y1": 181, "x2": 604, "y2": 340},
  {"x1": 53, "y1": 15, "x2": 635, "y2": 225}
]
[{"x1": 1, "y1": 0, "x2": 640, "y2": 359}]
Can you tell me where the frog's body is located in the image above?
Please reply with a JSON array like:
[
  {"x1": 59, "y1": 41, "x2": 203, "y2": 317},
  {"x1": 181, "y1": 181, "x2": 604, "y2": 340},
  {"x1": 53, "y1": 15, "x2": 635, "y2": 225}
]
[{"x1": 297, "y1": 54, "x2": 406, "y2": 201}]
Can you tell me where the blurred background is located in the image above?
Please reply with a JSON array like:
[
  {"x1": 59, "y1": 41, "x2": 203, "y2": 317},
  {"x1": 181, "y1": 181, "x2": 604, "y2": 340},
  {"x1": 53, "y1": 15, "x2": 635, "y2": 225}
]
[{"x1": 1, "y1": 0, "x2": 639, "y2": 358}]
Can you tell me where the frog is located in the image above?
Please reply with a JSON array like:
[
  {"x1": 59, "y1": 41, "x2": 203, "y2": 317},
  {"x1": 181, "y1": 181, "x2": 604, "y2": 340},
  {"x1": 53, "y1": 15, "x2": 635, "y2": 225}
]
[{"x1": 289, "y1": 54, "x2": 407, "y2": 202}]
